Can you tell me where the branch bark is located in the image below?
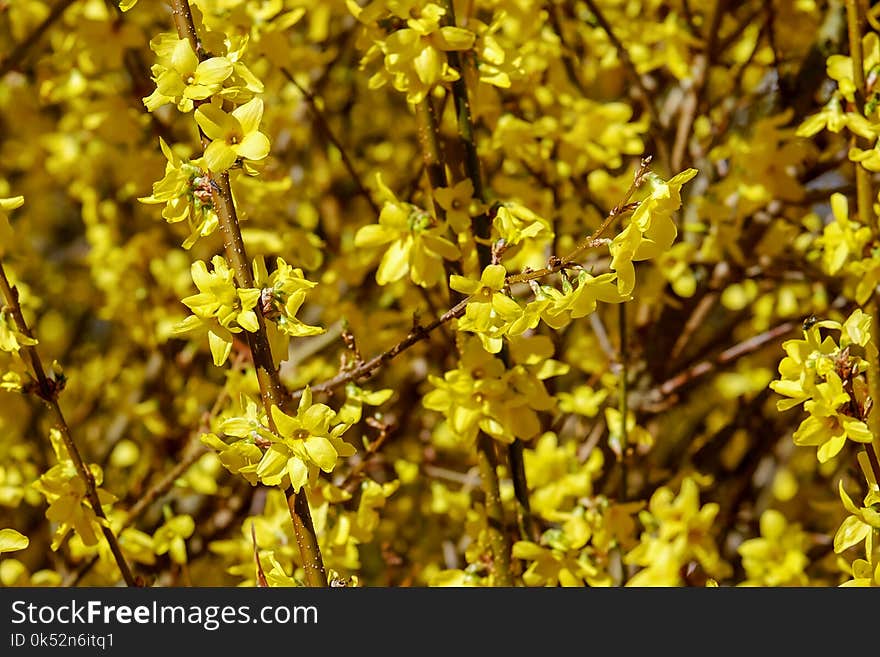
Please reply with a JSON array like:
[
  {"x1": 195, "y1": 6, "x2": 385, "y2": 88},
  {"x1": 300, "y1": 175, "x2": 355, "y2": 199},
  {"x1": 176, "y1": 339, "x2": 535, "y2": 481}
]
[
  {"x1": 168, "y1": 0, "x2": 327, "y2": 587},
  {"x1": 0, "y1": 259, "x2": 136, "y2": 587}
]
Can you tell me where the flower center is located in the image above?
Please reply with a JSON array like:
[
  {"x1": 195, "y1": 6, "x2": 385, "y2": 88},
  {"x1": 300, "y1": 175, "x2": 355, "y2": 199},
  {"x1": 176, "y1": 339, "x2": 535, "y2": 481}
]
[{"x1": 293, "y1": 429, "x2": 309, "y2": 441}]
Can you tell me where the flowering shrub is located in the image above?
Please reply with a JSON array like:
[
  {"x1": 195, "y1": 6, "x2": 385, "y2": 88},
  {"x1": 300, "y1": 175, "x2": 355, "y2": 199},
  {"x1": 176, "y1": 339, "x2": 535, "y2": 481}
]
[{"x1": 0, "y1": 0, "x2": 878, "y2": 588}]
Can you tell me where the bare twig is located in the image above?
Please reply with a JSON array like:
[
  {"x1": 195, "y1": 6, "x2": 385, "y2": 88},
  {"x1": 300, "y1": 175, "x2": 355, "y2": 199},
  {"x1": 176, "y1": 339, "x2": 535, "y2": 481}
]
[
  {"x1": 168, "y1": 0, "x2": 327, "y2": 587},
  {"x1": 0, "y1": 0, "x2": 78, "y2": 77},
  {"x1": 649, "y1": 321, "x2": 797, "y2": 400},
  {"x1": 279, "y1": 67, "x2": 380, "y2": 217},
  {"x1": 845, "y1": 0, "x2": 880, "y2": 484},
  {"x1": 0, "y1": 259, "x2": 136, "y2": 586},
  {"x1": 671, "y1": 0, "x2": 727, "y2": 172},
  {"x1": 292, "y1": 159, "x2": 651, "y2": 402},
  {"x1": 581, "y1": 0, "x2": 668, "y2": 163}
]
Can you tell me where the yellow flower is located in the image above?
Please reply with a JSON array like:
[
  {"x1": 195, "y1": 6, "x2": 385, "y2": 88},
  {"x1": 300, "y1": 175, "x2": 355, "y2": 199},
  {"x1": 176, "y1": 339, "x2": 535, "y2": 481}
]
[
  {"x1": 138, "y1": 139, "x2": 219, "y2": 249},
  {"x1": 153, "y1": 512, "x2": 195, "y2": 565},
  {"x1": 195, "y1": 98, "x2": 271, "y2": 173},
  {"x1": 737, "y1": 510, "x2": 809, "y2": 586},
  {"x1": 172, "y1": 256, "x2": 262, "y2": 366},
  {"x1": 834, "y1": 481, "x2": 880, "y2": 555},
  {"x1": 797, "y1": 95, "x2": 878, "y2": 140},
  {"x1": 31, "y1": 430, "x2": 117, "y2": 550},
  {"x1": 258, "y1": 388, "x2": 356, "y2": 491},
  {"x1": 827, "y1": 32, "x2": 880, "y2": 103},
  {"x1": 143, "y1": 37, "x2": 233, "y2": 113},
  {"x1": 353, "y1": 1, "x2": 475, "y2": 103},
  {"x1": 814, "y1": 193, "x2": 872, "y2": 274},
  {"x1": 423, "y1": 337, "x2": 556, "y2": 445},
  {"x1": 793, "y1": 372, "x2": 873, "y2": 463},
  {"x1": 625, "y1": 477, "x2": 730, "y2": 585},
  {"x1": 450, "y1": 264, "x2": 522, "y2": 353},
  {"x1": 610, "y1": 169, "x2": 697, "y2": 295},
  {"x1": 434, "y1": 179, "x2": 475, "y2": 233},
  {"x1": 354, "y1": 193, "x2": 459, "y2": 288}
]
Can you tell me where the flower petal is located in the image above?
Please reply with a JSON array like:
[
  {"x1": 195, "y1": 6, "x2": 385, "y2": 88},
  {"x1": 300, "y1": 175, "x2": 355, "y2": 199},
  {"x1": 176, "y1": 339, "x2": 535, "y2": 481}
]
[
  {"x1": 0, "y1": 529, "x2": 29, "y2": 553},
  {"x1": 232, "y1": 98, "x2": 264, "y2": 135},
  {"x1": 195, "y1": 104, "x2": 233, "y2": 141},
  {"x1": 195, "y1": 57, "x2": 233, "y2": 86},
  {"x1": 204, "y1": 140, "x2": 238, "y2": 173},
  {"x1": 234, "y1": 131, "x2": 270, "y2": 162},
  {"x1": 304, "y1": 436, "x2": 338, "y2": 472}
]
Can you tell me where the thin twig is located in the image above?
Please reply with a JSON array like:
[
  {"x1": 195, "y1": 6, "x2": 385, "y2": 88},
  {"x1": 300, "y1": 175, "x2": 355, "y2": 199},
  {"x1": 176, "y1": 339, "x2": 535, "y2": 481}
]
[
  {"x1": 292, "y1": 289, "x2": 470, "y2": 401},
  {"x1": 846, "y1": 0, "x2": 880, "y2": 484},
  {"x1": 168, "y1": 0, "x2": 327, "y2": 587},
  {"x1": 617, "y1": 302, "x2": 629, "y2": 501},
  {"x1": 476, "y1": 434, "x2": 514, "y2": 586},
  {"x1": 581, "y1": 0, "x2": 668, "y2": 163},
  {"x1": 64, "y1": 380, "x2": 234, "y2": 586},
  {"x1": 671, "y1": 0, "x2": 727, "y2": 172},
  {"x1": 444, "y1": 0, "x2": 531, "y2": 556},
  {"x1": 279, "y1": 67, "x2": 380, "y2": 217},
  {"x1": 546, "y1": 1, "x2": 588, "y2": 95},
  {"x1": 650, "y1": 321, "x2": 797, "y2": 400},
  {"x1": 292, "y1": 161, "x2": 650, "y2": 402},
  {"x1": 0, "y1": 259, "x2": 136, "y2": 586},
  {"x1": 0, "y1": 0, "x2": 78, "y2": 77}
]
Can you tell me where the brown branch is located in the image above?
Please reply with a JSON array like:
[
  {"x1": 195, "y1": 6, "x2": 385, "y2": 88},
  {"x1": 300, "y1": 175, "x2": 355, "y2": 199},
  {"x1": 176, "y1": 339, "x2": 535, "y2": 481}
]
[
  {"x1": 292, "y1": 158, "x2": 652, "y2": 402},
  {"x1": 671, "y1": 0, "x2": 727, "y2": 172},
  {"x1": 581, "y1": 0, "x2": 668, "y2": 164},
  {"x1": 650, "y1": 321, "x2": 797, "y2": 400},
  {"x1": 0, "y1": 259, "x2": 136, "y2": 587},
  {"x1": 64, "y1": 377, "x2": 235, "y2": 586},
  {"x1": 279, "y1": 67, "x2": 381, "y2": 217},
  {"x1": 546, "y1": 1, "x2": 588, "y2": 95},
  {"x1": 442, "y1": 0, "x2": 517, "y2": 577},
  {"x1": 846, "y1": 0, "x2": 880, "y2": 485},
  {"x1": 476, "y1": 434, "x2": 513, "y2": 586},
  {"x1": 292, "y1": 296, "x2": 469, "y2": 400},
  {"x1": 0, "y1": 0, "x2": 78, "y2": 77},
  {"x1": 168, "y1": 0, "x2": 327, "y2": 587},
  {"x1": 508, "y1": 155, "x2": 651, "y2": 284}
]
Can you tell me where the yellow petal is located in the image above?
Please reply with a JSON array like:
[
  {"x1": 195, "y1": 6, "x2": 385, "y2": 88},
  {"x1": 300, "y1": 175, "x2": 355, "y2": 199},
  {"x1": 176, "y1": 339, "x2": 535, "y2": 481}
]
[
  {"x1": 436, "y1": 26, "x2": 476, "y2": 51},
  {"x1": 354, "y1": 224, "x2": 396, "y2": 248},
  {"x1": 0, "y1": 529, "x2": 29, "y2": 553},
  {"x1": 170, "y1": 39, "x2": 198, "y2": 75},
  {"x1": 234, "y1": 131, "x2": 270, "y2": 162},
  {"x1": 195, "y1": 104, "x2": 233, "y2": 141},
  {"x1": 480, "y1": 264, "x2": 507, "y2": 290},
  {"x1": 207, "y1": 328, "x2": 232, "y2": 366},
  {"x1": 834, "y1": 515, "x2": 870, "y2": 553},
  {"x1": 204, "y1": 140, "x2": 238, "y2": 173},
  {"x1": 232, "y1": 98, "x2": 264, "y2": 135},
  {"x1": 195, "y1": 57, "x2": 233, "y2": 86},
  {"x1": 376, "y1": 238, "x2": 411, "y2": 285},
  {"x1": 287, "y1": 457, "x2": 309, "y2": 492},
  {"x1": 304, "y1": 436, "x2": 338, "y2": 472},
  {"x1": 0, "y1": 196, "x2": 24, "y2": 211}
]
